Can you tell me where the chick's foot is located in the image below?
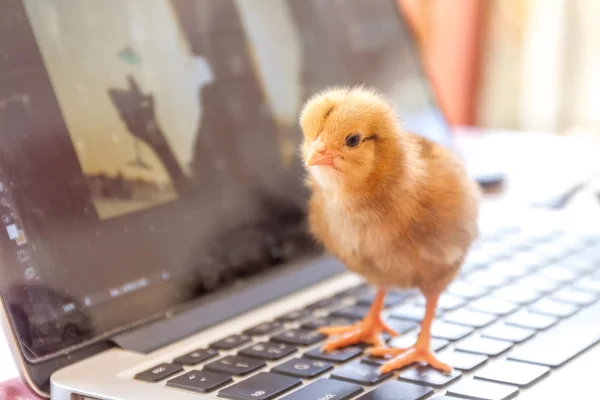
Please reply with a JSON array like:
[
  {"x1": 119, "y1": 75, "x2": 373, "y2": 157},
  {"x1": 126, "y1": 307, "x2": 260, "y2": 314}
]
[
  {"x1": 367, "y1": 345, "x2": 451, "y2": 373},
  {"x1": 320, "y1": 317, "x2": 398, "y2": 352}
]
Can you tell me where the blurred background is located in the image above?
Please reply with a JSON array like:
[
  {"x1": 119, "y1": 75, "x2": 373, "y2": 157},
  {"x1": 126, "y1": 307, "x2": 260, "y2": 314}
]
[{"x1": 401, "y1": 0, "x2": 600, "y2": 139}]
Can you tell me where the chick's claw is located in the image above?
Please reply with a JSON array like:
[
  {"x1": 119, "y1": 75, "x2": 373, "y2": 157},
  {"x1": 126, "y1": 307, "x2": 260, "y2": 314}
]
[
  {"x1": 370, "y1": 345, "x2": 452, "y2": 374},
  {"x1": 319, "y1": 317, "x2": 397, "y2": 352}
]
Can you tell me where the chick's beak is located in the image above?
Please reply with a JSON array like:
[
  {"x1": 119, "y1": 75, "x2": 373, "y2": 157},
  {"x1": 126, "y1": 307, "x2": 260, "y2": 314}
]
[{"x1": 305, "y1": 137, "x2": 335, "y2": 167}]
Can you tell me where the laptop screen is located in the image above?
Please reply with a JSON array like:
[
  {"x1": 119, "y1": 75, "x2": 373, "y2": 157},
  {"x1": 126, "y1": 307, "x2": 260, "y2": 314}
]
[{"x1": 0, "y1": 0, "x2": 451, "y2": 360}]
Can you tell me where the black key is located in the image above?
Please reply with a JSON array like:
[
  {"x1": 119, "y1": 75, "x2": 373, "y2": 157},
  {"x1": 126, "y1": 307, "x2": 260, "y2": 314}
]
[
  {"x1": 277, "y1": 309, "x2": 312, "y2": 322},
  {"x1": 505, "y1": 310, "x2": 558, "y2": 330},
  {"x1": 272, "y1": 329, "x2": 326, "y2": 346},
  {"x1": 516, "y1": 275, "x2": 562, "y2": 293},
  {"x1": 384, "y1": 318, "x2": 419, "y2": 335},
  {"x1": 134, "y1": 363, "x2": 183, "y2": 382},
  {"x1": 239, "y1": 342, "x2": 296, "y2": 361},
  {"x1": 438, "y1": 351, "x2": 488, "y2": 371},
  {"x1": 357, "y1": 292, "x2": 410, "y2": 307},
  {"x1": 455, "y1": 336, "x2": 513, "y2": 356},
  {"x1": 307, "y1": 297, "x2": 340, "y2": 310},
  {"x1": 529, "y1": 298, "x2": 578, "y2": 318},
  {"x1": 174, "y1": 348, "x2": 219, "y2": 365},
  {"x1": 492, "y1": 285, "x2": 540, "y2": 305},
  {"x1": 356, "y1": 380, "x2": 433, "y2": 400},
  {"x1": 205, "y1": 355, "x2": 266, "y2": 376},
  {"x1": 279, "y1": 378, "x2": 363, "y2": 400},
  {"x1": 551, "y1": 287, "x2": 597, "y2": 306},
  {"x1": 398, "y1": 366, "x2": 462, "y2": 388},
  {"x1": 334, "y1": 284, "x2": 370, "y2": 299},
  {"x1": 416, "y1": 293, "x2": 465, "y2": 311},
  {"x1": 443, "y1": 309, "x2": 497, "y2": 328},
  {"x1": 330, "y1": 305, "x2": 370, "y2": 320},
  {"x1": 431, "y1": 321, "x2": 474, "y2": 341},
  {"x1": 167, "y1": 370, "x2": 232, "y2": 393},
  {"x1": 448, "y1": 280, "x2": 488, "y2": 300},
  {"x1": 389, "y1": 335, "x2": 449, "y2": 352},
  {"x1": 475, "y1": 360, "x2": 550, "y2": 388},
  {"x1": 301, "y1": 316, "x2": 355, "y2": 330},
  {"x1": 244, "y1": 322, "x2": 283, "y2": 336},
  {"x1": 468, "y1": 297, "x2": 519, "y2": 316},
  {"x1": 218, "y1": 372, "x2": 301, "y2": 400},
  {"x1": 272, "y1": 358, "x2": 333, "y2": 379},
  {"x1": 330, "y1": 361, "x2": 393, "y2": 385},
  {"x1": 537, "y1": 266, "x2": 578, "y2": 283},
  {"x1": 446, "y1": 379, "x2": 519, "y2": 400},
  {"x1": 481, "y1": 324, "x2": 536, "y2": 343},
  {"x1": 210, "y1": 334, "x2": 252, "y2": 350},
  {"x1": 305, "y1": 346, "x2": 363, "y2": 363},
  {"x1": 508, "y1": 300, "x2": 600, "y2": 367}
]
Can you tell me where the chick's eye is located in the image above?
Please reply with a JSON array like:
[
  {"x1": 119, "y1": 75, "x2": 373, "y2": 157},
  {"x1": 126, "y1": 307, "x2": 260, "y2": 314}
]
[{"x1": 345, "y1": 133, "x2": 361, "y2": 148}]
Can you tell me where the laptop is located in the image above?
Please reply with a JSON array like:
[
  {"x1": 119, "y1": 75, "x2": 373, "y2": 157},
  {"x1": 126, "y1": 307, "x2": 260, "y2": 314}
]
[{"x1": 1, "y1": 0, "x2": 599, "y2": 399}]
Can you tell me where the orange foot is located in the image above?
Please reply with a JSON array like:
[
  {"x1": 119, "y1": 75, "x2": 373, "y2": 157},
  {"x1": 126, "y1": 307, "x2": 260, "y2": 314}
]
[
  {"x1": 319, "y1": 317, "x2": 398, "y2": 352},
  {"x1": 367, "y1": 345, "x2": 452, "y2": 374}
]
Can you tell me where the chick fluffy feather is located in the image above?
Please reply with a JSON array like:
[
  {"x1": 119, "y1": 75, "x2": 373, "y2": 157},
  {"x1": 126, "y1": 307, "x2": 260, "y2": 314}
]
[{"x1": 300, "y1": 86, "x2": 480, "y2": 295}]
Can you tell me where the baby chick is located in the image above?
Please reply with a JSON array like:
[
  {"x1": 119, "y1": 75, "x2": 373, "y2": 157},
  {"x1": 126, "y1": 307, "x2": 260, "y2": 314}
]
[{"x1": 300, "y1": 86, "x2": 480, "y2": 373}]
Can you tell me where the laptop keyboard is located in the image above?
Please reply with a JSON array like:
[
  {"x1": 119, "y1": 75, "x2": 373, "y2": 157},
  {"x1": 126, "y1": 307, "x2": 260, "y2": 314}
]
[{"x1": 133, "y1": 227, "x2": 600, "y2": 399}]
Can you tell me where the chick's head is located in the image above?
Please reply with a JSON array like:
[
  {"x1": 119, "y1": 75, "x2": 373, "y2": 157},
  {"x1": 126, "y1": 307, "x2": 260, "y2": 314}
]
[{"x1": 299, "y1": 86, "x2": 399, "y2": 190}]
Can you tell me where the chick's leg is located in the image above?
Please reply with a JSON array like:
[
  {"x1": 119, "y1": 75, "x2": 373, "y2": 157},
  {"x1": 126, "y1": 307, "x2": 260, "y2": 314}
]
[
  {"x1": 367, "y1": 290, "x2": 451, "y2": 373},
  {"x1": 320, "y1": 287, "x2": 398, "y2": 352}
]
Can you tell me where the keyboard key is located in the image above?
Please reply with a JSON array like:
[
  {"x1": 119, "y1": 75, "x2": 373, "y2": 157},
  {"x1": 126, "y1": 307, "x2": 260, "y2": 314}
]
[
  {"x1": 301, "y1": 316, "x2": 355, "y2": 330},
  {"x1": 334, "y1": 284, "x2": 370, "y2": 299},
  {"x1": 167, "y1": 370, "x2": 232, "y2": 393},
  {"x1": 538, "y1": 266, "x2": 578, "y2": 283},
  {"x1": 272, "y1": 358, "x2": 333, "y2": 379},
  {"x1": 134, "y1": 363, "x2": 183, "y2": 382},
  {"x1": 398, "y1": 366, "x2": 462, "y2": 388},
  {"x1": 416, "y1": 293, "x2": 466, "y2": 311},
  {"x1": 304, "y1": 346, "x2": 363, "y2": 363},
  {"x1": 306, "y1": 297, "x2": 341, "y2": 310},
  {"x1": 356, "y1": 380, "x2": 433, "y2": 400},
  {"x1": 468, "y1": 297, "x2": 520, "y2": 316},
  {"x1": 466, "y1": 270, "x2": 511, "y2": 289},
  {"x1": 389, "y1": 335, "x2": 449, "y2": 352},
  {"x1": 551, "y1": 287, "x2": 597, "y2": 306},
  {"x1": 330, "y1": 361, "x2": 393, "y2": 385},
  {"x1": 330, "y1": 305, "x2": 370, "y2": 320},
  {"x1": 481, "y1": 324, "x2": 536, "y2": 343},
  {"x1": 573, "y1": 277, "x2": 600, "y2": 294},
  {"x1": 446, "y1": 379, "x2": 519, "y2": 400},
  {"x1": 475, "y1": 360, "x2": 550, "y2": 388},
  {"x1": 431, "y1": 321, "x2": 474, "y2": 341},
  {"x1": 244, "y1": 322, "x2": 283, "y2": 336},
  {"x1": 174, "y1": 348, "x2": 219, "y2": 365},
  {"x1": 443, "y1": 309, "x2": 497, "y2": 328},
  {"x1": 218, "y1": 372, "x2": 301, "y2": 400},
  {"x1": 205, "y1": 356, "x2": 266, "y2": 376},
  {"x1": 505, "y1": 310, "x2": 558, "y2": 330},
  {"x1": 486, "y1": 261, "x2": 530, "y2": 279},
  {"x1": 438, "y1": 350, "x2": 488, "y2": 371},
  {"x1": 384, "y1": 318, "x2": 419, "y2": 335},
  {"x1": 272, "y1": 329, "x2": 326, "y2": 346},
  {"x1": 515, "y1": 275, "x2": 562, "y2": 293},
  {"x1": 357, "y1": 291, "x2": 411, "y2": 307},
  {"x1": 492, "y1": 285, "x2": 540, "y2": 304},
  {"x1": 448, "y1": 280, "x2": 488, "y2": 299},
  {"x1": 561, "y1": 254, "x2": 597, "y2": 273},
  {"x1": 508, "y1": 300, "x2": 600, "y2": 367},
  {"x1": 279, "y1": 378, "x2": 363, "y2": 400},
  {"x1": 529, "y1": 298, "x2": 578, "y2": 318},
  {"x1": 239, "y1": 342, "x2": 296, "y2": 361},
  {"x1": 455, "y1": 336, "x2": 513, "y2": 356},
  {"x1": 390, "y1": 304, "x2": 434, "y2": 322},
  {"x1": 210, "y1": 334, "x2": 252, "y2": 350},
  {"x1": 277, "y1": 309, "x2": 312, "y2": 322}
]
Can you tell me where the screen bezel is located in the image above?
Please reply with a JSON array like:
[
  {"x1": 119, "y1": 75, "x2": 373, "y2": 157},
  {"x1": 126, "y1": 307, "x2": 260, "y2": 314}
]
[{"x1": 0, "y1": 0, "x2": 453, "y2": 395}]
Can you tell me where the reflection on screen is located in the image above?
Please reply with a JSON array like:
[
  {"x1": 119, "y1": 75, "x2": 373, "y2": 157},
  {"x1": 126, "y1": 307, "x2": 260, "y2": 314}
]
[{"x1": 0, "y1": 0, "x2": 450, "y2": 359}]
